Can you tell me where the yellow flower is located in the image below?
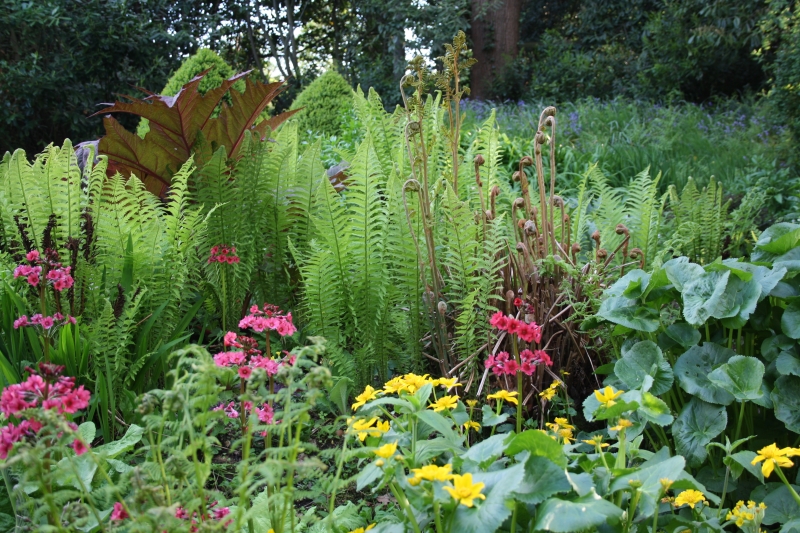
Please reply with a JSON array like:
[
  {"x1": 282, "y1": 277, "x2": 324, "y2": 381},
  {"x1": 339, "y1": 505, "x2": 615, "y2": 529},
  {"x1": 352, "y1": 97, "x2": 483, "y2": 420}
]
[
  {"x1": 410, "y1": 463, "x2": 453, "y2": 483},
  {"x1": 466, "y1": 399, "x2": 478, "y2": 407},
  {"x1": 659, "y1": 478, "x2": 673, "y2": 491},
  {"x1": 610, "y1": 418, "x2": 634, "y2": 431},
  {"x1": 594, "y1": 386, "x2": 624, "y2": 408},
  {"x1": 349, "y1": 525, "x2": 376, "y2": 533},
  {"x1": 539, "y1": 381, "x2": 559, "y2": 401},
  {"x1": 401, "y1": 373, "x2": 432, "y2": 394},
  {"x1": 674, "y1": 489, "x2": 707, "y2": 509},
  {"x1": 375, "y1": 459, "x2": 384, "y2": 467},
  {"x1": 352, "y1": 385, "x2": 380, "y2": 411},
  {"x1": 429, "y1": 395, "x2": 459, "y2": 412},
  {"x1": 488, "y1": 390, "x2": 519, "y2": 405},
  {"x1": 433, "y1": 377, "x2": 462, "y2": 390},
  {"x1": 583, "y1": 435, "x2": 609, "y2": 448},
  {"x1": 350, "y1": 418, "x2": 388, "y2": 441},
  {"x1": 383, "y1": 376, "x2": 407, "y2": 395},
  {"x1": 751, "y1": 443, "x2": 798, "y2": 478},
  {"x1": 726, "y1": 500, "x2": 766, "y2": 528},
  {"x1": 463, "y1": 421, "x2": 481, "y2": 431},
  {"x1": 553, "y1": 417, "x2": 574, "y2": 430},
  {"x1": 374, "y1": 442, "x2": 398, "y2": 459},
  {"x1": 557, "y1": 428, "x2": 574, "y2": 444},
  {"x1": 443, "y1": 473, "x2": 487, "y2": 507}
]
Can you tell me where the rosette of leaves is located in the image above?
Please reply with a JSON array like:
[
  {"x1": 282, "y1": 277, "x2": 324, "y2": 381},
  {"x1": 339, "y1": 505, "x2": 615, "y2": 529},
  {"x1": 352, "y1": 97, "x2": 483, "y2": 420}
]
[{"x1": 94, "y1": 70, "x2": 299, "y2": 196}]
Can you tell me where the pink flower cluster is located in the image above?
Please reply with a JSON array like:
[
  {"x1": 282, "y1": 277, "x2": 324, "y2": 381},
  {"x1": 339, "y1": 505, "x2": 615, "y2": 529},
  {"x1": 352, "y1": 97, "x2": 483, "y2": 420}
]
[
  {"x1": 485, "y1": 349, "x2": 552, "y2": 377},
  {"x1": 0, "y1": 364, "x2": 91, "y2": 459},
  {"x1": 175, "y1": 501, "x2": 232, "y2": 531},
  {"x1": 13, "y1": 313, "x2": 75, "y2": 330},
  {"x1": 111, "y1": 502, "x2": 129, "y2": 521},
  {"x1": 13, "y1": 250, "x2": 74, "y2": 291},
  {"x1": 489, "y1": 311, "x2": 542, "y2": 344},
  {"x1": 214, "y1": 335, "x2": 296, "y2": 377},
  {"x1": 239, "y1": 304, "x2": 296, "y2": 337},
  {"x1": 208, "y1": 244, "x2": 240, "y2": 264}
]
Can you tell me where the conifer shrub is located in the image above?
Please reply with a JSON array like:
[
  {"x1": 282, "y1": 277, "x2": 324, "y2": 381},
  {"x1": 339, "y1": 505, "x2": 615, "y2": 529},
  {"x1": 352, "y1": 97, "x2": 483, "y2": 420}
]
[{"x1": 290, "y1": 70, "x2": 354, "y2": 137}]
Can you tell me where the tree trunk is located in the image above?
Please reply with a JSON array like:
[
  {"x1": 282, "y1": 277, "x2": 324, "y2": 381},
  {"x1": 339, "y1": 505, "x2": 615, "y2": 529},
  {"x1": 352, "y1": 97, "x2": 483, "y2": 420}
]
[{"x1": 470, "y1": 0, "x2": 522, "y2": 99}]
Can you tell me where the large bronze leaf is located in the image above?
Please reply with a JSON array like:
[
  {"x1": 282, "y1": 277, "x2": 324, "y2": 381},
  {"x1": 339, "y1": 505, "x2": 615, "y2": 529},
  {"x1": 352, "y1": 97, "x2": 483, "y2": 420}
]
[{"x1": 94, "y1": 70, "x2": 298, "y2": 196}]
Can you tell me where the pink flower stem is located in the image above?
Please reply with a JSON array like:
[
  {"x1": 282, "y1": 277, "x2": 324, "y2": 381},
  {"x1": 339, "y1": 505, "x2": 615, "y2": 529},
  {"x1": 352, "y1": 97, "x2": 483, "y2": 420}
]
[
  {"x1": 512, "y1": 336, "x2": 522, "y2": 434},
  {"x1": 38, "y1": 281, "x2": 49, "y2": 364}
]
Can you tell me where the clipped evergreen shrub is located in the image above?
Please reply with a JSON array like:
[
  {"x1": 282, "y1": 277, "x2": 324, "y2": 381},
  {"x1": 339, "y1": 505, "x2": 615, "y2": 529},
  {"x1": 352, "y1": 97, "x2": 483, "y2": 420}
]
[
  {"x1": 290, "y1": 70, "x2": 354, "y2": 137},
  {"x1": 137, "y1": 49, "x2": 240, "y2": 138}
]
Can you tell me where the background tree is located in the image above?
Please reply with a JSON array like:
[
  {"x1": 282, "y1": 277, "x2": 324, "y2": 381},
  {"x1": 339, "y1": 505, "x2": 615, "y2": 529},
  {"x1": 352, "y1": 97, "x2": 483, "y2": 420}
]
[{"x1": 0, "y1": 0, "x2": 206, "y2": 155}]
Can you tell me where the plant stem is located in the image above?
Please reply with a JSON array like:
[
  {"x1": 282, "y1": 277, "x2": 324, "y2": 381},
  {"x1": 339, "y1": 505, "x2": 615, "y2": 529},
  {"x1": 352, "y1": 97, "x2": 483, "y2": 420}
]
[
  {"x1": 390, "y1": 482, "x2": 422, "y2": 533},
  {"x1": 717, "y1": 466, "x2": 730, "y2": 518},
  {"x1": 775, "y1": 467, "x2": 800, "y2": 507},
  {"x1": 734, "y1": 401, "x2": 746, "y2": 442},
  {"x1": 433, "y1": 500, "x2": 444, "y2": 533},
  {"x1": 625, "y1": 489, "x2": 641, "y2": 532}
]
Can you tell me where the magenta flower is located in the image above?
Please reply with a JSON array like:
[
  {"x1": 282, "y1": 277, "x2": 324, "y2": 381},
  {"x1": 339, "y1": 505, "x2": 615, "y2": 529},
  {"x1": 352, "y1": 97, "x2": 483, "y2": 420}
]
[
  {"x1": 110, "y1": 502, "x2": 129, "y2": 521},
  {"x1": 72, "y1": 439, "x2": 89, "y2": 455}
]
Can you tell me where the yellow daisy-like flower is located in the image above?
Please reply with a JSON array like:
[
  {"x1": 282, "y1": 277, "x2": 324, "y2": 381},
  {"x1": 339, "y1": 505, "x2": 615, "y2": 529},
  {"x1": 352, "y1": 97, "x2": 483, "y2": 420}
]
[
  {"x1": 610, "y1": 418, "x2": 634, "y2": 431},
  {"x1": 553, "y1": 417, "x2": 574, "y2": 429},
  {"x1": 410, "y1": 463, "x2": 453, "y2": 483},
  {"x1": 539, "y1": 381, "x2": 560, "y2": 401},
  {"x1": 352, "y1": 385, "x2": 380, "y2": 411},
  {"x1": 751, "y1": 443, "x2": 798, "y2": 478},
  {"x1": 466, "y1": 399, "x2": 478, "y2": 407},
  {"x1": 350, "y1": 418, "x2": 388, "y2": 441},
  {"x1": 374, "y1": 442, "x2": 398, "y2": 459},
  {"x1": 583, "y1": 435, "x2": 609, "y2": 448},
  {"x1": 487, "y1": 390, "x2": 519, "y2": 405},
  {"x1": 673, "y1": 489, "x2": 707, "y2": 509},
  {"x1": 594, "y1": 386, "x2": 624, "y2": 408},
  {"x1": 557, "y1": 428, "x2": 574, "y2": 444},
  {"x1": 659, "y1": 478, "x2": 673, "y2": 491},
  {"x1": 463, "y1": 421, "x2": 481, "y2": 431},
  {"x1": 401, "y1": 373, "x2": 432, "y2": 394},
  {"x1": 725, "y1": 500, "x2": 767, "y2": 528},
  {"x1": 349, "y1": 525, "x2": 376, "y2": 533},
  {"x1": 443, "y1": 473, "x2": 487, "y2": 508},
  {"x1": 429, "y1": 395, "x2": 459, "y2": 412},
  {"x1": 433, "y1": 377, "x2": 462, "y2": 389},
  {"x1": 383, "y1": 376, "x2": 407, "y2": 395}
]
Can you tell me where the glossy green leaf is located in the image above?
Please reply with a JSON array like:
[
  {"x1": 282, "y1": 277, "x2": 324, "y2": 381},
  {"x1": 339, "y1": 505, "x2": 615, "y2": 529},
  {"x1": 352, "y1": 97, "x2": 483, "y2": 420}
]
[
  {"x1": 674, "y1": 343, "x2": 735, "y2": 405},
  {"x1": 753, "y1": 222, "x2": 800, "y2": 257},
  {"x1": 665, "y1": 322, "x2": 701, "y2": 348},
  {"x1": 672, "y1": 398, "x2": 727, "y2": 468},
  {"x1": 605, "y1": 269, "x2": 650, "y2": 298},
  {"x1": 506, "y1": 429, "x2": 567, "y2": 467},
  {"x1": 94, "y1": 424, "x2": 144, "y2": 459},
  {"x1": 682, "y1": 270, "x2": 736, "y2": 325},
  {"x1": 782, "y1": 301, "x2": 800, "y2": 340},
  {"x1": 597, "y1": 296, "x2": 660, "y2": 332},
  {"x1": 451, "y1": 463, "x2": 524, "y2": 533},
  {"x1": 461, "y1": 433, "x2": 508, "y2": 469},
  {"x1": 514, "y1": 456, "x2": 571, "y2": 504},
  {"x1": 534, "y1": 494, "x2": 624, "y2": 532},
  {"x1": 771, "y1": 375, "x2": 800, "y2": 433},
  {"x1": 665, "y1": 257, "x2": 705, "y2": 291},
  {"x1": 726, "y1": 450, "x2": 764, "y2": 483},
  {"x1": 708, "y1": 355, "x2": 764, "y2": 401},
  {"x1": 762, "y1": 484, "x2": 800, "y2": 525},
  {"x1": 481, "y1": 404, "x2": 509, "y2": 427},
  {"x1": 777, "y1": 352, "x2": 800, "y2": 376},
  {"x1": 614, "y1": 340, "x2": 673, "y2": 395},
  {"x1": 637, "y1": 391, "x2": 674, "y2": 426}
]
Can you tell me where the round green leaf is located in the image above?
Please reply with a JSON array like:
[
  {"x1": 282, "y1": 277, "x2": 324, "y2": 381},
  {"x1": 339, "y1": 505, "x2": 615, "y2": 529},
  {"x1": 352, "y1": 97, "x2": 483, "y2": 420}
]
[
  {"x1": 707, "y1": 355, "x2": 765, "y2": 401},
  {"x1": 777, "y1": 352, "x2": 800, "y2": 376},
  {"x1": 665, "y1": 322, "x2": 701, "y2": 349},
  {"x1": 682, "y1": 270, "x2": 736, "y2": 325},
  {"x1": 665, "y1": 258, "x2": 705, "y2": 291},
  {"x1": 614, "y1": 340, "x2": 673, "y2": 395},
  {"x1": 674, "y1": 343, "x2": 735, "y2": 405},
  {"x1": 534, "y1": 494, "x2": 624, "y2": 532},
  {"x1": 782, "y1": 301, "x2": 800, "y2": 339},
  {"x1": 672, "y1": 398, "x2": 727, "y2": 468},
  {"x1": 597, "y1": 296, "x2": 660, "y2": 332},
  {"x1": 514, "y1": 456, "x2": 571, "y2": 505},
  {"x1": 452, "y1": 464, "x2": 525, "y2": 533},
  {"x1": 762, "y1": 483, "x2": 800, "y2": 525},
  {"x1": 771, "y1": 375, "x2": 800, "y2": 433},
  {"x1": 506, "y1": 429, "x2": 567, "y2": 467},
  {"x1": 762, "y1": 334, "x2": 797, "y2": 361}
]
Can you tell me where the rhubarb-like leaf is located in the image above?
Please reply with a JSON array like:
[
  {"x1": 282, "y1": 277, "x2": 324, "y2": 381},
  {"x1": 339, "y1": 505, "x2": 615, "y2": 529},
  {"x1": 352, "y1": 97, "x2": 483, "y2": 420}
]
[{"x1": 94, "y1": 70, "x2": 298, "y2": 196}]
